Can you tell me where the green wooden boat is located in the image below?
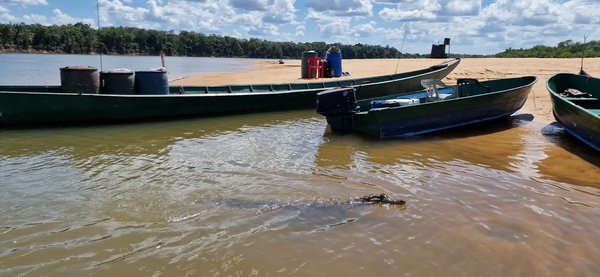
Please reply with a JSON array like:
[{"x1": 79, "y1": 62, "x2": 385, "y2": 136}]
[
  {"x1": 546, "y1": 73, "x2": 600, "y2": 151},
  {"x1": 0, "y1": 58, "x2": 459, "y2": 127},
  {"x1": 316, "y1": 76, "x2": 536, "y2": 138}
]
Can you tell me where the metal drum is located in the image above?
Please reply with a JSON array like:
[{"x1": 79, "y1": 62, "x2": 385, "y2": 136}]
[
  {"x1": 301, "y1": 50, "x2": 318, "y2": 79},
  {"x1": 60, "y1": 66, "x2": 100, "y2": 94},
  {"x1": 100, "y1": 69, "x2": 135, "y2": 94}
]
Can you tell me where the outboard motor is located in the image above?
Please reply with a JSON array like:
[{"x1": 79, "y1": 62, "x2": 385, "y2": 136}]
[{"x1": 316, "y1": 87, "x2": 357, "y2": 132}]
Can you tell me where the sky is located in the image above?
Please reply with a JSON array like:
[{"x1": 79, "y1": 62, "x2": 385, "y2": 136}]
[{"x1": 0, "y1": 0, "x2": 598, "y2": 55}]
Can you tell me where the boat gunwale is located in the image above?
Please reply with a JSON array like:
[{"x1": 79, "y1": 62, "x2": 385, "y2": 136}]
[
  {"x1": 0, "y1": 58, "x2": 460, "y2": 96},
  {"x1": 359, "y1": 75, "x2": 537, "y2": 114},
  {"x1": 0, "y1": 87, "x2": 328, "y2": 98},
  {"x1": 0, "y1": 58, "x2": 462, "y2": 128},
  {"x1": 346, "y1": 75, "x2": 535, "y2": 138},
  {"x1": 546, "y1": 73, "x2": 600, "y2": 118},
  {"x1": 0, "y1": 58, "x2": 460, "y2": 98},
  {"x1": 546, "y1": 72, "x2": 600, "y2": 151}
]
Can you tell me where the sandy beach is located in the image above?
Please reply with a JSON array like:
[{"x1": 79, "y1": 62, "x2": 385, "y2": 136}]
[{"x1": 173, "y1": 57, "x2": 600, "y2": 124}]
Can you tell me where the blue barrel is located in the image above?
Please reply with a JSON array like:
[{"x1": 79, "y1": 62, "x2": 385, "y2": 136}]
[
  {"x1": 100, "y1": 69, "x2": 135, "y2": 94},
  {"x1": 326, "y1": 49, "x2": 342, "y2": 77},
  {"x1": 134, "y1": 70, "x2": 169, "y2": 95}
]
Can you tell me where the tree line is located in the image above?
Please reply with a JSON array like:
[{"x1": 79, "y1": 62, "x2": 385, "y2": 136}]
[
  {"x1": 2, "y1": 22, "x2": 597, "y2": 59},
  {"x1": 0, "y1": 22, "x2": 421, "y2": 59},
  {"x1": 495, "y1": 40, "x2": 600, "y2": 58}
]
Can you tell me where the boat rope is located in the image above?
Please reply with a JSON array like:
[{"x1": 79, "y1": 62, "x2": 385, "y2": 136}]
[
  {"x1": 531, "y1": 86, "x2": 537, "y2": 109},
  {"x1": 96, "y1": 0, "x2": 103, "y2": 71},
  {"x1": 580, "y1": 35, "x2": 589, "y2": 76},
  {"x1": 395, "y1": 25, "x2": 409, "y2": 74}
]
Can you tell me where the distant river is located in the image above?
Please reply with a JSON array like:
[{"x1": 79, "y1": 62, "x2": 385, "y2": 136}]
[
  {"x1": 0, "y1": 53, "x2": 261, "y2": 85},
  {"x1": 0, "y1": 54, "x2": 599, "y2": 275}
]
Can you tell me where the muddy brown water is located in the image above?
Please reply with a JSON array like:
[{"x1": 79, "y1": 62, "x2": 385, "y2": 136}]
[{"x1": 0, "y1": 110, "x2": 598, "y2": 276}]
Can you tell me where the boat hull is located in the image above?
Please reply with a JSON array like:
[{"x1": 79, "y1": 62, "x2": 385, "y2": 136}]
[
  {"x1": 546, "y1": 73, "x2": 600, "y2": 151},
  {"x1": 0, "y1": 90, "x2": 316, "y2": 126},
  {"x1": 350, "y1": 76, "x2": 536, "y2": 138},
  {"x1": 0, "y1": 59, "x2": 460, "y2": 127}
]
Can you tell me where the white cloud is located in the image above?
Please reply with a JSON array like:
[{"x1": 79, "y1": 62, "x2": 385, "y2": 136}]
[
  {"x1": 306, "y1": 0, "x2": 373, "y2": 16},
  {"x1": 0, "y1": 14, "x2": 16, "y2": 22},
  {"x1": 3, "y1": 0, "x2": 48, "y2": 5},
  {"x1": 263, "y1": 0, "x2": 296, "y2": 24},
  {"x1": 295, "y1": 25, "x2": 305, "y2": 37},
  {"x1": 20, "y1": 13, "x2": 43, "y2": 22},
  {"x1": 52, "y1": 8, "x2": 94, "y2": 25},
  {"x1": 374, "y1": 0, "x2": 481, "y2": 19},
  {"x1": 379, "y1": 7, "x2": 438, "y2": 21},
  {"x1": 484, "y1": 0, "x2": 560, "y2": 26},
  {"x1": 99, "y1": 0, "x2": 146, "y2": 26},
  {"x1": 316, "y1": 16, "x2": 352, "y2": 37},
  {"x1": 94, "y1": 0, "x2": 294, "y2": 38},
  {"x1": 370, "y1": 0, "x2": 599, "y2": 54},
  {"x1": 230, "y1": 0, "x2": 275, "y2": 11},
  {"x1": 0, "y1": 0, "x2": 46, "y2": 18},
  {"x1": 18, "y1": 8, "x2": 93, "y2": 26},
  {"x1": 378, "y1": 0, "x2": 441, "y2": 21},
  {"x1": 0, "y1": 0, "x2": 598, "y2": 55},
  {"x1": 443, "y1": 0, "x2": 480, "y2": 16}
]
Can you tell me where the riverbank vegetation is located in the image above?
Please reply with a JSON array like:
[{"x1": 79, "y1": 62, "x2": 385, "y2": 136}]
[
  {"x1": 0, "y1": 22, "x2": 414, "y2": 59},
  {"x1": 496, "y1": 40, "x2": 600, "y2": 58},
  {"x1": 0, "y1": 22, "x2": 598, "y2": 59}
]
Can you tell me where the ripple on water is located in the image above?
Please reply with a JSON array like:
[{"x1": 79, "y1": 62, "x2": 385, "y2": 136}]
[{"x1": 0, "y1": 113, "x2": 599, "y2": 275}]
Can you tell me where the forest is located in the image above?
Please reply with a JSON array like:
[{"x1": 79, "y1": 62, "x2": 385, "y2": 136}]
[
  {"x1": 0, "y1": 22, "x2": 416, "y2": 59},
  {"x1": 0, "y1": 23, "x2": 598, "y2": 59},
  {"x1": 495, "y1": 39, "x2": 600, "y2": 58}
]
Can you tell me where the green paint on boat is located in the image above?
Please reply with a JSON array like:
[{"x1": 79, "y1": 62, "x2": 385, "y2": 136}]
[
  {"x1": 0, "y1": 59, "x2": 460, "y2": 127},
  {"x1": 317, "y1": 76, "x2": 537, "y2": 138},
  {"x1": 547, "y1": 73, "x2": 600, "y2": 151}
]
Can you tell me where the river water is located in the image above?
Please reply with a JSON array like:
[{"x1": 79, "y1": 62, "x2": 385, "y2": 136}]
[
  {"x1": 0, "y1": 53, "x2": 256, "y2": 85},
  {"x1": 0, "y1": 55, "x2": 599, "y2": 276}
]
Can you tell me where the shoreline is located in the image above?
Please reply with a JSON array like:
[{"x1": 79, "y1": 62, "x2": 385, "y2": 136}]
[{"x1": 172, "y1": 57, "x2": 600, "y2": 124}]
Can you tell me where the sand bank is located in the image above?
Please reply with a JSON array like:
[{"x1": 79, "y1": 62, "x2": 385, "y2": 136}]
[{"x1": 172, "y1": 58, "x2": 600, "y2": 124}]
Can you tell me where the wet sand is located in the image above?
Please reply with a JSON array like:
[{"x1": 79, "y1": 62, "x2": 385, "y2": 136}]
[{"x1": 172, "y1": 57, "x2": 600, "y2": 124}]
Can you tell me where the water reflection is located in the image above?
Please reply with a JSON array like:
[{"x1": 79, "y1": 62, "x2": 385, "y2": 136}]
[
  {"x1": 538, "y1": 123, "x2": 600, "y2": 187},
  {"x1": 316, "y1": 115, "x2": 532, "y2": 173},
  {"x1": 0, "y1": 111, "x2": 316, "y2": 159},
  {"x1": 1, "y1": 110, "x2": 599, "y2": 276},
  {"x1": 0, "y1": 111, "x2": 323, "y2": 226}
]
